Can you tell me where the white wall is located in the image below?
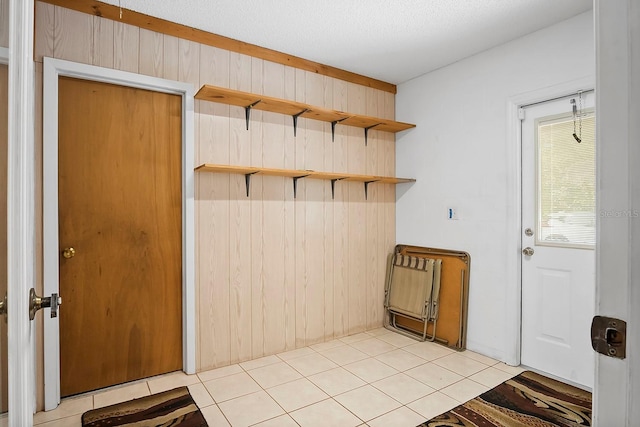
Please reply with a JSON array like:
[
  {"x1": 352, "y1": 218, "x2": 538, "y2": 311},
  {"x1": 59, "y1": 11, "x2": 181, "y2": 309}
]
[{"x1": 395, "y1": 11, "x2": 594, "y2": 361}]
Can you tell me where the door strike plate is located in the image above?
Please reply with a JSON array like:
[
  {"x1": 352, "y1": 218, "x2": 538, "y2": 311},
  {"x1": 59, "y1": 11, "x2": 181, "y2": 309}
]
[{"x1": 591, "y1": 315, "x2": 626, "y2": 359}]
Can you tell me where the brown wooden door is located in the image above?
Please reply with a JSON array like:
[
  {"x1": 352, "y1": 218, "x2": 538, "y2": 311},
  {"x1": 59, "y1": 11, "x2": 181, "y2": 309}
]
[
  {"x1": 58, "y1": 77, "x2": 183, "y2": 397},
  {"x1": 0, "y1": 64, "x2": 8, "y2": 413}
]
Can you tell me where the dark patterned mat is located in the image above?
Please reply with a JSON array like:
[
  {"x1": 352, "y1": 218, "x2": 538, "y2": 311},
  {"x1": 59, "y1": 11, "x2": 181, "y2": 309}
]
[
  {"x1": 82, "y1": 386, "x2": 208, "y2": 426},
  {"x1": 418, "y1": 371, "x2": 592, "y2": 427}
]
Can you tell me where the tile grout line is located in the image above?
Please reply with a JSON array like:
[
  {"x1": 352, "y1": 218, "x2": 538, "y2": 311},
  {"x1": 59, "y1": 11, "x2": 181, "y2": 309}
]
[{"x1": 34, "y1": 331, "x2": 515, "y2": 426}]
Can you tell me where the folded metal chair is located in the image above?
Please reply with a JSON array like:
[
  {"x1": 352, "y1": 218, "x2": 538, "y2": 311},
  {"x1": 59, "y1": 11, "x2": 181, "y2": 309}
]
[{"x1": 384, "y1": 253, "x2": 442, "y2": 341}]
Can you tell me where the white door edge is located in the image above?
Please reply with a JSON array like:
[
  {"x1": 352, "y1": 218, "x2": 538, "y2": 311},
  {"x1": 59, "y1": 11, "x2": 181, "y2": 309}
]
[
  {"x1": 6, "y1": 0, "x2": 37, "y2": 423},
  {"x1": 593, "y1": 0, "x2": 639, "y2": 423},
  {"x1": 504, "y1": 75, "x2": 595, "y2": 367},
  {"x1": 0, "y1": 48, "x2": 8, "y2": 417},
  {"x1": 42, "y1": 57, "x2": 196, "y2": 411}
]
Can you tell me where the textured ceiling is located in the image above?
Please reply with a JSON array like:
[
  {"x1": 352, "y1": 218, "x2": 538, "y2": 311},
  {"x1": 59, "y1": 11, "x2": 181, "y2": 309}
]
[{"x1": 102, "y1": 0, "x2": 592, "y2": 84}]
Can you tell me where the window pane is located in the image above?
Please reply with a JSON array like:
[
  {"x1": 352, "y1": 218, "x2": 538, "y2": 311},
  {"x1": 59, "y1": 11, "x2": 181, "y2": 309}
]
[{"x1": 537, "y1": 110, "x2": 595, "y2": 248}]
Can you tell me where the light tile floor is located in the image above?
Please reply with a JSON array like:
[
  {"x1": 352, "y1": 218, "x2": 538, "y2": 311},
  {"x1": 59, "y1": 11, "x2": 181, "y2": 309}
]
[{"x1": 33, "y1": 328, "x2": 524, "y2": 427}]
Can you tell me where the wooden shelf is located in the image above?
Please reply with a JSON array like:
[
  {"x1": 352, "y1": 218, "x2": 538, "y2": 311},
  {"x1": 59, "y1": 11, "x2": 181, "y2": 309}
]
[
  {"x1": 195, "y1": 164, "x2": 415, "y2": 199},
  {"x1": 195, "y1": 85, "x2": 415, "y2": 143}
]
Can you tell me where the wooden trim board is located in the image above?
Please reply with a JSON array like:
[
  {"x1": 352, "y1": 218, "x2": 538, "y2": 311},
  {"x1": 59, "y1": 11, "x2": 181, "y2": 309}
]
[{"x1": 37, "y1": 0, "x2": 398, "y2": 93}]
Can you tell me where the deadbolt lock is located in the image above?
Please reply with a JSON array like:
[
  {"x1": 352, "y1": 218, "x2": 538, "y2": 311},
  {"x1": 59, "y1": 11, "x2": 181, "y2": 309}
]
[
  {"x1": 62, "y1": 247, "x2": 76, "y2": 259},
  {"x1": 524, "y1": 228, "x2": 534, "y2": 237},
  {"x1": 591, "y1": 315, "x2": 626, "y2": 359}
]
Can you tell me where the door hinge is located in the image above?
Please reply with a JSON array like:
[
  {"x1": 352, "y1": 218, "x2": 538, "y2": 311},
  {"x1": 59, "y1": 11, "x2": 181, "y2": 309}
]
[
  {"x1": 518, "y1": 108, "x2": 525, "y2": 120},
  {"x1": 591, "y1": 315, "x2": 626, "y2": 359}
]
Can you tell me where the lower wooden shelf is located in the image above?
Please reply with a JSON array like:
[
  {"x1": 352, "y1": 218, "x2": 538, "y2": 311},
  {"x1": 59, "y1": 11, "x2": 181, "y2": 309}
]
[{"x1": 195, "y1": 164, "x2": 415, "y2": 199}]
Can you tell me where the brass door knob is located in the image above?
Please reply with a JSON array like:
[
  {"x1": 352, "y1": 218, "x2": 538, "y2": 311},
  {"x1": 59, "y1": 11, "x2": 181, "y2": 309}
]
[
  {"x1": 62, "y1": 247, "x2": 76, "y2": 259},
  {"x1": 0, "y1": 294, "x2": 6, "y2": 317},
  {"x1": 522, "y1": 247, "x2": 535, "y2": 256}
]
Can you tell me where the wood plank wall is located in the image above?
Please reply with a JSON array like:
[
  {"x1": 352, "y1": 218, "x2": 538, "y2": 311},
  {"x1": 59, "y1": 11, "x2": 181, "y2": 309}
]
[{"x1": 12, "y1": 1, "x2": 397, "y2": 406}]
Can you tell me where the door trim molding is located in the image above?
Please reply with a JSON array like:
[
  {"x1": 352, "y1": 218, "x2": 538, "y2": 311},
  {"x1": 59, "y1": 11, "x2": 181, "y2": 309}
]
[
  {"x1": 42, "y1": 57, "x2": 196, "y2": 410},
  {"x1": 6, "y1": 0, "x2": 38, "y2": 423},
  {"x1": 5, "y1": 2, "x2": 38, "y2": 416},
  {"x1": 505, "y1": 75, "x2": 595, "y2": 366}
]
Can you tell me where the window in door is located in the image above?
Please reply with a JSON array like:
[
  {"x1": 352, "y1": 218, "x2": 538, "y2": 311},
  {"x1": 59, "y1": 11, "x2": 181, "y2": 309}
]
[{"x1": 536, "y1": 110, "x2": 595, "y2": 248}]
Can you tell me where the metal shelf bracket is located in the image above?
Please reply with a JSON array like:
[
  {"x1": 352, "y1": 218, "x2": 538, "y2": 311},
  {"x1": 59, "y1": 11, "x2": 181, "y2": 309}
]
[
  {"x1": 364, "y1": 180, "x2": 379, "y2": 200},
  {"x1": 292, "y1": 109, "x2": 309, "y2": 137},
  {"x1": 293, "y1": 175, "x2": 310, "y2": 198},
  {"x1": 331, "y1": 118, "x2": 349, "y2": 142},
  {"x1": 244, "y1": 100, "x2": 262, "y2": 130},
  {"x1": 244, "y1": 171, "x2": 259, "y2": 197},
  {"x1": 364, "y1": 124, "x2": 382, "y2": 146},
  {"x1": 330, "y1": 178, "x2": 345, "y2": 199}
]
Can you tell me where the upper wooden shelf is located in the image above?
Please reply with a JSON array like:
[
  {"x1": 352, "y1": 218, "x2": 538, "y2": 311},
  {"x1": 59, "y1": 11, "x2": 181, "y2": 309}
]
[
  {"x1": 195, "y1": 163, "x2": 415, "y2": 199},
  {"x1": 195, "y1": 85, "x2": 416, "y2": 143}
]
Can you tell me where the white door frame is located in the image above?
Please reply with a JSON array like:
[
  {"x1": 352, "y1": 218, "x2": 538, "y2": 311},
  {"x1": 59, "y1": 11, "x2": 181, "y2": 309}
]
[
  {"x1": 504, "y1": 75, "x2": 595, "y2": 367},
  {"x1": 42, "y1": 57, "x2": 196, "y2": 410},
  {"x1": 593, "y1": 0, "x2": 640, "y2": 423},
  {"x1": 7, "y1": 0, "x2": 37, "y2": 423},
  {"x1": 0, "y1": 45, "x2": 9, "y2": 422}
]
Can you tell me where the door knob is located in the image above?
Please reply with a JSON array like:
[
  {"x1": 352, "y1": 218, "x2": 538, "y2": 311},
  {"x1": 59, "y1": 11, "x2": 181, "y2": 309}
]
[
  {"x1": 29, "y1": 288, "x2": 62, "y2": 320},
  {"x1": 0, "y1": 294, "x2": 6, "y2": 318},
  {"x1": 62, "y1": 247, "x2": 76, "y2": 259},
  {"x1": 522, "y1": 247, "x2": 535, "y2": 256}
]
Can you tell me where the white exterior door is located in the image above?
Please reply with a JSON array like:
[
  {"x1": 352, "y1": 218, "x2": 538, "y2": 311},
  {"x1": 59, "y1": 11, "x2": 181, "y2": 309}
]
[{"x1": 521, "y1": 92, "x2": 596, "y2": 389}]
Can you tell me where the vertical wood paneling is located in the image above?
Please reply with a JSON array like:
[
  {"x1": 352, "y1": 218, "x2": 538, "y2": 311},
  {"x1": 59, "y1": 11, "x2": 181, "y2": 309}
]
[
  {"x1": 383, "y1": 93, "x2": 397, "y2": 277},
  {"x1": 34, "y1": 2, "x2": 54, "y2": 62},
  {"x1": 139, "y1": 29, "x2": 163, "y2": 77},
  {"x1": 283, "y1": 66, "x2": 297, "y2": 350},
  {"x1": 322, "y1": 77, "x2": 335, "y2": 340},
  {"x1": 347, "y1": 83, "x2": 367, "y2": 334},
  {"x1": 332, "y1": 79, "x2": 349, "y2": 338},
  {"x1": 228, "y1": 51, "x2": 252, "y2": 364},
  {"x1": 261, "y1": 61, "x2": 287, "y2": 355},
  {"x1": 0, "y1": 0, "x2": 8, "y2": 47},
  {"x1": 162, "y1": 35, "x2": 179, "y2": 81},
  {"x1": 91, "y1": 16, "x2": 113, "y2": 68},
  {"x1": 294, "y1": 68, "x2": 307, "y2": 347},
  {"x1": 178, "y1": 39, "x2": 200, "y2": 88},
  {"x1": 250, "y1": 57, "x2": 265, "y2": 358},
  {"x1": 365, "y1": 88, "x2": 381, "y2": 329},
  {"x1": 304, "y1": 72, "x2": 326, "y2": 345},
  {"x1": 34, "y1": 5, "x2": 399, "y2": 379},
  {"x1": 188, "y1": 42, "x2": 225, "y2": 369},
  {"x1": 376, "y1": 90, "x2": 390, "y2": 330},
  {"x1": 197, "y1": 45, "x2": 231, "y2": 370},
  {"x1": 383, "y1": 92, "x2": 396, "y2": 176},
  {"x1": 113, "y1": 22, "x2": 139, "y2": 73},
  {"x1": 53, "y1": 7, "x2": 93, "y2": 64}
]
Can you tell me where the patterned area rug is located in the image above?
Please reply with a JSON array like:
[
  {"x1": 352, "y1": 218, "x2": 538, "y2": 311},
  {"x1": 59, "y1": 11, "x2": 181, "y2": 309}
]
[
  {"x1": 82, "y1": 386, "x2": 208, "y2": 426},
  {"x1": 418, "y1": 371, "x2": 592, "y2": 427}
]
